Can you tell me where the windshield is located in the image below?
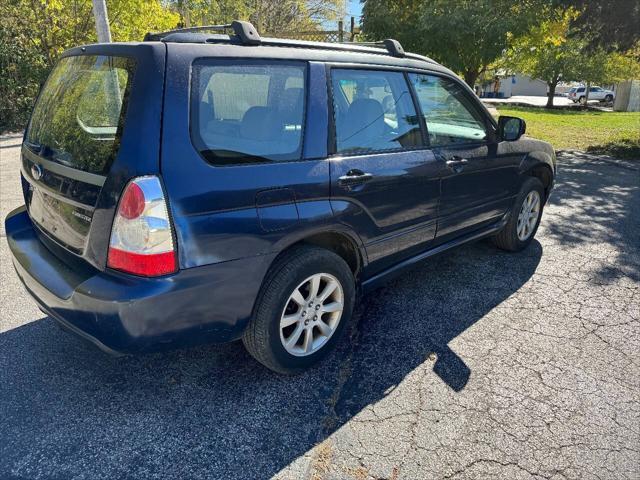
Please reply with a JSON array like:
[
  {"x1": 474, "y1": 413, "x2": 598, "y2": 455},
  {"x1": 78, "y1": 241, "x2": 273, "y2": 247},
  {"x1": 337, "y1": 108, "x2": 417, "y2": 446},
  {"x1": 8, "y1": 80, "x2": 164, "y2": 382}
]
[{"x1": 26, "y1": 55, "x2": 136, "y2": 175}]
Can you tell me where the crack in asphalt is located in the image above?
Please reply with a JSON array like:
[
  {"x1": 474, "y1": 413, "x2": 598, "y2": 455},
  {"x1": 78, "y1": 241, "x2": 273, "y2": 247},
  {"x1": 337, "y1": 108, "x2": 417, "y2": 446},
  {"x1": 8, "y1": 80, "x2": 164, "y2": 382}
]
[{"x1": 1, "y1": 137, "x2": 638, "y2": 480}]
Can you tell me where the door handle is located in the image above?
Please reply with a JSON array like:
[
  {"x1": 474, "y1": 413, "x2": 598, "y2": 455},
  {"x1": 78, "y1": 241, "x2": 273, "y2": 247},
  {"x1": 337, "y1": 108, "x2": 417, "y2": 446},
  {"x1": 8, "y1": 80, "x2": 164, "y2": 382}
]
[
  {"x1": 338, "y1": 169, "x2": 373, "y2": 187},
  {"x1": 445, "y1": 157, "x2": 468, "y2": 173}
]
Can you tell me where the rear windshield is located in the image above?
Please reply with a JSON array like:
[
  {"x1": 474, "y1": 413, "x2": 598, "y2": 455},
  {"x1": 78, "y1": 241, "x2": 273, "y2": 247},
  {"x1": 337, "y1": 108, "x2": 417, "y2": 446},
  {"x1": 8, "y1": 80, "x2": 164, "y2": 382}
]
[
  {"x1": 26, "y1": 55, "x2": 136, "y2": 175},
  {"x1": 190, "y1": 60, "x2": 306, "y2": 165}
]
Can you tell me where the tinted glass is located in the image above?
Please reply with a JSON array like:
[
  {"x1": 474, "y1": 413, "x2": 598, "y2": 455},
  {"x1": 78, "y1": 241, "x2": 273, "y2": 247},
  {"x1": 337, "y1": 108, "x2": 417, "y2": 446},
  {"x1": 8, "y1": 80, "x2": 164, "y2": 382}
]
[
  {"x1": 191, "y1": 61, "x2": 306, "y2": 165},
  {"x1": 331, "y1": 69, "x2": 422, "y2": 154},
  {"x1": 26, "y1": 55, "x2": 135, "y2": 175},
  {"x1": 409, "y1": 73, "x2": 487, "y2": 146}
]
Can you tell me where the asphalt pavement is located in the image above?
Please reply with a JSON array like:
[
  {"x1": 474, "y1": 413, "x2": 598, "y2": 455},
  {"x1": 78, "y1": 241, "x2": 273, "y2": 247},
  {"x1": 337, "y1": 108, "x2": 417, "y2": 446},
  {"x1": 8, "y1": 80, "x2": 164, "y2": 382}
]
[{"x1": 1, "y1": 133, "x2": 638, "y2": 479}]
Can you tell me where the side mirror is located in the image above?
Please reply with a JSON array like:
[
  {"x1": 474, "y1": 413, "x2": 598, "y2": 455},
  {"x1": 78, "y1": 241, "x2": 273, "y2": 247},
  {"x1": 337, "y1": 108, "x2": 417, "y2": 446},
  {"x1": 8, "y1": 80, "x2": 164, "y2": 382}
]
[{"x1": 498, "y1": 116, "x2": 526, "y2": 141}]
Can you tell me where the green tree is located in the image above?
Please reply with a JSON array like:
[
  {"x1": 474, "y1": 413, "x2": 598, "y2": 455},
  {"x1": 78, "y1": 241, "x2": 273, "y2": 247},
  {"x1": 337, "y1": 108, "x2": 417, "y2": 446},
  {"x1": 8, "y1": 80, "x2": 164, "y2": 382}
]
[
  {"x1": 558, "y1": 0, "x2": 640, "y2": 53},
  {"x1": 0, "y1": 0, "x2": 179, "y2": 132},
  {"x1": 170, "y1": 0, "x2": 345, "y2": 34},
  {"x1": 603, "y1": 46, "x2": 640, "y2": 84},
  {"x1": 170, "y1": 0, "x2": 249, "y2": 28},
  {"x1": 0, "y1": 15, "x2": 48, "y2": 131},
  {"x1": 361, "y1": 0, "x2": 541, "y2": 87},
  {"x1": 505, "y1": 8, "x2": 586, "y2": 107},
  {"x1": 506, "y1": 6, "x2": 640, "y2": 107}
]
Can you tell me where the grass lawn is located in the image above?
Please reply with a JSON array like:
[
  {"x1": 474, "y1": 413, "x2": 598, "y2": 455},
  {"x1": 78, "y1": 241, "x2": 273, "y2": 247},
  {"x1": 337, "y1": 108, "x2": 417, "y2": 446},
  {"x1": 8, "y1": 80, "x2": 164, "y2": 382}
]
[{"x1": 496, "y1": 106, "x2": 640, "y2": 159}]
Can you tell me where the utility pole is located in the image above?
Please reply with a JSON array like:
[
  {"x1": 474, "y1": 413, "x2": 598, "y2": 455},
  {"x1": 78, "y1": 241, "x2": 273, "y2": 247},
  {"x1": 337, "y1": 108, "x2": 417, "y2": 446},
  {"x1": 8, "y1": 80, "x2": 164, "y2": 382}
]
[{"x1": 92, "y1": 0, "x2": 112, "y2": 43}]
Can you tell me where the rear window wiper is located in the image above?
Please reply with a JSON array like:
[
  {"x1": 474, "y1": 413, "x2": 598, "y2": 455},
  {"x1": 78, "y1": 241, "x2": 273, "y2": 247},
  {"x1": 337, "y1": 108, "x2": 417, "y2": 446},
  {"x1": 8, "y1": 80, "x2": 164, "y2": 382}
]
[
  {"x1": 23, "y1": 140, "x2": 42, "y2": 152},
  {"x1": 24, "y1": 140, "x2": 56, "y2": 159}
]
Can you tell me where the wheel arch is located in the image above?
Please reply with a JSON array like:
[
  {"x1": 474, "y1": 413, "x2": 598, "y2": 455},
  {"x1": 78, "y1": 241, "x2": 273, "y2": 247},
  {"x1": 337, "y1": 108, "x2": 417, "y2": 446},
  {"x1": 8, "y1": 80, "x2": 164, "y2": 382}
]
[
  {"x1": 519, "y1": 153, "x2": 555, "y2": 202},
  {"x1": 270, "y1": 227, "x2": 366, "y2": 279},
  {"x1": 527, "y1": 164, "x2": 553, "y2": 200}
]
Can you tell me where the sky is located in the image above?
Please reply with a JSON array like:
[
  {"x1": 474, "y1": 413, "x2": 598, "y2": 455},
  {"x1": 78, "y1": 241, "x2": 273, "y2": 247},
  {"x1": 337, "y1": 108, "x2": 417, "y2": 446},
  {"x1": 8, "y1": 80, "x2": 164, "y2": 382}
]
[{"x1": 345, "y1": 0, "x2": 363, "y2": 24}]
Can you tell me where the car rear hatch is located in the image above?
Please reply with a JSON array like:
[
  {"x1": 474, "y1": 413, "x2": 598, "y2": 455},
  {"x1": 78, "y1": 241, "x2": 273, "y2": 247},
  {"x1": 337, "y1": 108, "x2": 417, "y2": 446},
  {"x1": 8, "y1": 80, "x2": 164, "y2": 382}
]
[{"x1": 20, "y1": 44, "x2": 166, "y2": 271}]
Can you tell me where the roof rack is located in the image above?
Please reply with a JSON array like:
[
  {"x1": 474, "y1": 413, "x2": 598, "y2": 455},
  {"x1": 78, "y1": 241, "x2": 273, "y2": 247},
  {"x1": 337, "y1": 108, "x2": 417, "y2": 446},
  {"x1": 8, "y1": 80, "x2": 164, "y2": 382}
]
[
  {"x1": 144, "y1": 19, "x2": 433, "y2": 64},
  {"x1": 144, "y1": 20, "x2": 260, "y2": 44},
  {"x1": 342, "y1": 39, "x2": 405, "y2": 58}
]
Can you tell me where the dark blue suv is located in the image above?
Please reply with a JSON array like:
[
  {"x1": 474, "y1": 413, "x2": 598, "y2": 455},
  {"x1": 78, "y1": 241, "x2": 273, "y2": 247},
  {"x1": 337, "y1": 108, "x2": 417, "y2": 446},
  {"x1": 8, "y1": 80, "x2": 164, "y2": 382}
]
[{"x1": 5, "y1": 22, "x2": 556, "y2": 373}]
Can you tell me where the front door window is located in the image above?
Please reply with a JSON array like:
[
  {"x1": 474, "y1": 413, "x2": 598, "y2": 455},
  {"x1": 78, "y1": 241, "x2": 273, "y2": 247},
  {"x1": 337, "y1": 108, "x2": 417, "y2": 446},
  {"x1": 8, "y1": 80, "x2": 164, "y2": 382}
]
[{"x1": 409, "y1": 73, "x2": 488, "y2": 146}]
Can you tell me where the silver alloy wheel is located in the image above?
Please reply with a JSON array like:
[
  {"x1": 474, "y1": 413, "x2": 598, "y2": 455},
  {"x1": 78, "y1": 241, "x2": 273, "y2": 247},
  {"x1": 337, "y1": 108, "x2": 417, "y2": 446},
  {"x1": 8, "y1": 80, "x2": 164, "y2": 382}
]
[
  {"x1": 279, "y1": 273, "x2": 344, "y2": 357},
  {"x1": 517, "y1": 190, "x2": 541, "y2": 241}
]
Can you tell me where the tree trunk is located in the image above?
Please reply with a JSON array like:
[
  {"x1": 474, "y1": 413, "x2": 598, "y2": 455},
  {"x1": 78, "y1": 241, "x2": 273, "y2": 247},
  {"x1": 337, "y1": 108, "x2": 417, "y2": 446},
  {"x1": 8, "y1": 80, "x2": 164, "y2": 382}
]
[
  {"x1": 584, "y1": 81, "x2": 591, "y2": 107},
  {"x1": 546, "y1": 81, "x2": 557, "y2": 108},
  {"x1": 463, "y1": 69, "x2": 480, "y2": 89}
]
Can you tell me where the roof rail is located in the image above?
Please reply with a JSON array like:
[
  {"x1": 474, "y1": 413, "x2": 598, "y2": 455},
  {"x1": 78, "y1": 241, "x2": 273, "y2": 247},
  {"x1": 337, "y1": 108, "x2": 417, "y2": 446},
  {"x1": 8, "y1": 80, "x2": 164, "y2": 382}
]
[
  {"x1": 344, "y1": 39, "x2": 405, "y2": 58},
  {"x1": 144, "y1": 20, "x2": 260, "y2": 44},
  {"x1": 143, "y1": 20, "x2": 436, "y2": 64}
]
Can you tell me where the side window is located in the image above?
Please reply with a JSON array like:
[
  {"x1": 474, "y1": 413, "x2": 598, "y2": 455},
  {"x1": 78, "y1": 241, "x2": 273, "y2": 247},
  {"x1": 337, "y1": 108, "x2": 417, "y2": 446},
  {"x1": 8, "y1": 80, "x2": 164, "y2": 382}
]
[
  {"x1": 191, "y1": 61, "x2": 306, "y2": 165},
  {"x1": 330, "y1": 69, "x2": 422, "y2": 155},
  {"x1": 409, "y1": 73, "x2": 488, "y2": 146}
]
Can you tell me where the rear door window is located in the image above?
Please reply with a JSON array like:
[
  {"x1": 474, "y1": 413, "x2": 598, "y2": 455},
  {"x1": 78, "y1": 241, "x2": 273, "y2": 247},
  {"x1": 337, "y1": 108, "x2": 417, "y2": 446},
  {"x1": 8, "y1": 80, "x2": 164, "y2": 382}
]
[
  {"x1": 409, "y1": 73, "x2": 488, "y2": 146},
  {"x1": 191, "y1": 61, "x2": 306, "y2": 165},
  {"x1": 26, "y1": 55, "x2": 135, "y2": 175},
  {"x1": 330, "y1": 69, "x2": 422, "y2": 154}
]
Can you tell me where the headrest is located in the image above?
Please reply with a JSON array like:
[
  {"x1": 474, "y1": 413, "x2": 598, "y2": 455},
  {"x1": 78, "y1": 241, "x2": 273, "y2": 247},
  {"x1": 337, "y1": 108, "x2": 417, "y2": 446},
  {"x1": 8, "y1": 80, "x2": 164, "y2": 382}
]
[
  {"x1": 342, "y1": 98, "x2": 386, "y2": 141},
  {"x1": 241, "y1": 106, "x2": 280, "y2": 141},
  {"x1": 280, "y1": 88, "x2": 304, "y2": 110}
]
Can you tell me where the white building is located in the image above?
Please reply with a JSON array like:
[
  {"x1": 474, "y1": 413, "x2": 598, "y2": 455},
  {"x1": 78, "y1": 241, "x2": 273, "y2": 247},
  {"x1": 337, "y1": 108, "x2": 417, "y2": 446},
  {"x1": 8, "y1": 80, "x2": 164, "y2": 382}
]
[
  {"x1": 614, "y1": 80, "x2": 640, "y2": 112},
  {"x1": 481, "y1": 74, "x2": 548, "y2": 98}
]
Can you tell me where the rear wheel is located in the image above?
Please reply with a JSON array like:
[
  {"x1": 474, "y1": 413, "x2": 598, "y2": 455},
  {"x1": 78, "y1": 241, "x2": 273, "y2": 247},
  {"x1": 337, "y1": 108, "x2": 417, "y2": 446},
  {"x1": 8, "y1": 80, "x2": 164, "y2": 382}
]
[
  {"x1": 578, "y1": 96, "x2": 587, "y2": 105},
  {"x1": 493, "y1": 177, "x2": 545, "y2": 252},
  {"x1": 242, "y1": 245, "x2": 355, "y2": 374},
  {"x1": 605, "y1": 94, "x2": 613, "y2": 103}
]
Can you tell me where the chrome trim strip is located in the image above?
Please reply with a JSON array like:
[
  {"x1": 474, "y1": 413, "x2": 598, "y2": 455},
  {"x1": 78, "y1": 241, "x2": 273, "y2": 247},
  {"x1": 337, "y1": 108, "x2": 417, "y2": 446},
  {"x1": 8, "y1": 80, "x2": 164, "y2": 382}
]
[{"x1": 22, "y1": 146, "x2": 106, "y2": 187}]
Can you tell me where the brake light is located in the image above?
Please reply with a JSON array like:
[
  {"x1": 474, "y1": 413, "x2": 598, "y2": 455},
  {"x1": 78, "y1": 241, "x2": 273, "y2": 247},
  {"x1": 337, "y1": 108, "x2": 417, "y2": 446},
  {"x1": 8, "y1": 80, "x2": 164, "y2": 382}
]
[{"x1": 107, "y1": 176, "x2": 177, "y2": 276}]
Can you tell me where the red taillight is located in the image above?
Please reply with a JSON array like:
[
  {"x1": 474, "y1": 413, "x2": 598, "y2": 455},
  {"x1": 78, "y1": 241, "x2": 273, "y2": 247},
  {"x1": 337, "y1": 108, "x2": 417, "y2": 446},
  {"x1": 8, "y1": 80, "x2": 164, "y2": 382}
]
[
  {"x1": 107, "y1": 249, "x2": 176, "y2": 277},
  {"x1": 107, "y1": 176, "x2": 177, "y2": 277},
  {"x1": 119, "y1": 182, "x2": 145, "y2": 219}
]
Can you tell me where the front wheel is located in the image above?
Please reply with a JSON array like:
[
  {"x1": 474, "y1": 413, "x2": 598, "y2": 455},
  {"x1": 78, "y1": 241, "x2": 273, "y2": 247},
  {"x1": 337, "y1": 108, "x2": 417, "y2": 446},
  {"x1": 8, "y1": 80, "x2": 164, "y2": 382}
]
[
  {"x1": 493, "y1": 177, "x2": 545, "y2": 252},
  {"x1": 604, "y1": 94, "x2": 613, "y2": 103},
  {"x1": 242, "y1": 245, "x2": 355, "y2": 374}
]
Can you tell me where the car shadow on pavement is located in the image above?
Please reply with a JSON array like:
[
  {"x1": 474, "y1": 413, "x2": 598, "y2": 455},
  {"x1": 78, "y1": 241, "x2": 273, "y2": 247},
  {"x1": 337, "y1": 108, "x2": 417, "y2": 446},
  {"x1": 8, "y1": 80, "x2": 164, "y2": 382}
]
[{"x1": 0, "y1": 239, "x2": 542, "y2": 479}]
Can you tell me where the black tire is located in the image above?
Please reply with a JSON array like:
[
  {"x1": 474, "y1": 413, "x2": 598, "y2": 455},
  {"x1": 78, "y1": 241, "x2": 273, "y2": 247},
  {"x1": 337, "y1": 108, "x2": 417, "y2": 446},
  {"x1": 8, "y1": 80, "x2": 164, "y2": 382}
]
[
  {"x1": 242, "y1": 245, "x2": 356, "y2": 374},
  {"x1": 605, "y1": 94, "x2": 613, "y2": 103},
  {"x1": 578, "y1": 96, "x2": 586, "y2": 105},
  {"x1": 493, "y1": 177, "x2": 545, "y2": 252}
]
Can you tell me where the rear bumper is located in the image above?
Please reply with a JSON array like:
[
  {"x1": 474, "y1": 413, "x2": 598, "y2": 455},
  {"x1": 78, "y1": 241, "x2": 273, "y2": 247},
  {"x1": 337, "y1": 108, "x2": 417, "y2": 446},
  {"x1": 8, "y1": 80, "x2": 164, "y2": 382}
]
[{"x1": 5, "y1": 206, "x2": 275, "y2": 354}]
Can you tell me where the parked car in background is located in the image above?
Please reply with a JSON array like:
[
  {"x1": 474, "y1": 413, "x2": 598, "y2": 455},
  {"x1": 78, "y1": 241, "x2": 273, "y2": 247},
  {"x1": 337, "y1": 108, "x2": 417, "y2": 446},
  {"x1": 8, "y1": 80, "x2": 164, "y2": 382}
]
[
  {"x1": 568, "y1": 86, "x2": 615, "y2": 104},
  {"x1": 5, "y1": 21, "x2": 557, "y2": 374}
]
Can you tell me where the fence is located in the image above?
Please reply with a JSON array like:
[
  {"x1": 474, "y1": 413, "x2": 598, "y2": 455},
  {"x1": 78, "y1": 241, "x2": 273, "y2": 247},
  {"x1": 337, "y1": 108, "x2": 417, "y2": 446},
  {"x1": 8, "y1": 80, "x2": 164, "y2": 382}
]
[{"x1": 270, "y1": 18, "x2": 359, "y2": 43}]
